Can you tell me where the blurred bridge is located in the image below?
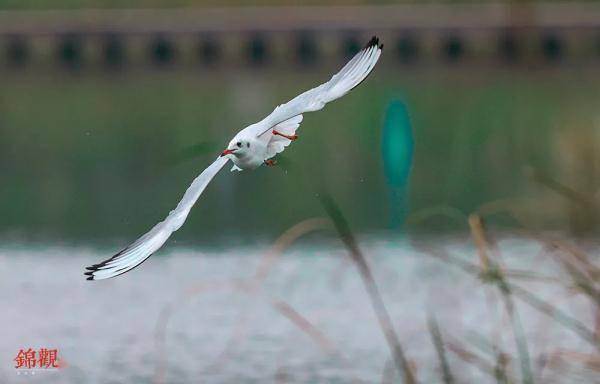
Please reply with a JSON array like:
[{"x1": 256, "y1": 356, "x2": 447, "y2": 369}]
[{"x1": 0, "y1": 3, "x2": 599, "y2": 69}]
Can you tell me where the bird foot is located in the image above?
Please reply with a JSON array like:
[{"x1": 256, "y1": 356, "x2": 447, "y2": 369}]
[
  {"x1": 273, "y1": 130, "x2": 298, "y2": 141},
  {"x1": 264, "y1": 159, "x2": 277, "y2": 167}
]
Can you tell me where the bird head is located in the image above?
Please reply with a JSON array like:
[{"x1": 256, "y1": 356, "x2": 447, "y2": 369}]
[{"x1": 221, "y1": 139, "x2": 251, "y2": 157}]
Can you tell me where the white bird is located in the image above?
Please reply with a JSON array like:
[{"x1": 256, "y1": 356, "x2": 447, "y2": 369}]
[{"x1": 85, "y1": 36, "x2": 383, "y2": 280}]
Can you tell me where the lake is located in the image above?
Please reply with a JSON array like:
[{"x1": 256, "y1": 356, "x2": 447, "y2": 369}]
[{"x1": 0, "y1": 236, "x2": 596, "y2": 383}]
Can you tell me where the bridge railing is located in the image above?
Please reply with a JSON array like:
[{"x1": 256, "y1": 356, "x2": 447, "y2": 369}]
[{"x1": 1, "y1": 4, "x2": 599, "y2": 69}]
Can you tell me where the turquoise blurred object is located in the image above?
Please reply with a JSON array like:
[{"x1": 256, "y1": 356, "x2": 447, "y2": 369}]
[{"x1": 381, "y1": 100, "x2": 414, "y2": 228}]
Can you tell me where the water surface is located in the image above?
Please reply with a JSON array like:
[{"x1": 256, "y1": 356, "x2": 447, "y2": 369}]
[{"x1": 0, "y1": 238, "x2": 595, "y2": 383}]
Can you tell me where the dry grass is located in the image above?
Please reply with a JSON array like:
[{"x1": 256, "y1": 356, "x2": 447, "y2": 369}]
[
  {"x1": 319, "y1": 193, "x2": 416, "y2": 384},
  {"x1": 151, "y1": 192, "x2": 599, "y2": 383},
  {"x1": 410, "y1": 193, "x2": 599, "y2": 383},
  {"x1": 152, "y1": 217, "x2": 351, "y2": 384}
]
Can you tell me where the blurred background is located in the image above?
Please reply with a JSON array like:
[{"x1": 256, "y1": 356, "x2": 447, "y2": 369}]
[
  {"x1": 0, "y1": 1, "x2": 599, "y2": 243},
  {"x1": 1, "y1": 1, "x2": 599, "y2": 384}
]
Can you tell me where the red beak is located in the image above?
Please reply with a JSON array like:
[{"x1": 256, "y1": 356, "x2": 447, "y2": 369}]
[{"x1": 221, "y1": 148, "x2": 236, "y2": 157}]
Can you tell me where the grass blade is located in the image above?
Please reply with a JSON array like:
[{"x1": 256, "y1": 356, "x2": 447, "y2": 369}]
[
  {"x1": 428, "y1": 315, "x2": 455, "y2": 384},
  {"x1": 320, "y1": 193, "x2": 416, "y2": 384}
]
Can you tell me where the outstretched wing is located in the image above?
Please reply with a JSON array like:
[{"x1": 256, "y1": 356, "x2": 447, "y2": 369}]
[
  {"x1": 84, "y1": 156, "x2": 229, "y2": 280},
  {"x1": 241, "y1": 36, "x2": 383, "y2": 160}
]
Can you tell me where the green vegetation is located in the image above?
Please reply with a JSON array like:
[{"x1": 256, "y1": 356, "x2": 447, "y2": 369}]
[{"x1": 0, "y1": 67, "x2": 598, "y2": 243}]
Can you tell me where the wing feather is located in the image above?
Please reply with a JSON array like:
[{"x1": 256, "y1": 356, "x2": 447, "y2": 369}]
[
  {"x1": 84, "y1": 156, "x2": 228, "y2": 280},
  {"x1": 257, "y1": 36, "x2": 383, "y2": 135},
  {"x1": 241, "y1": 36, "x2": 382, "y2": 160}
]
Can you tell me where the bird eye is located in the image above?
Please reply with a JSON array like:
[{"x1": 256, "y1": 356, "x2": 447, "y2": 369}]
[
  {"x1": 236, "y1": 142, "x2": 241, "y2": 147},
  {"x1": 247, "y1": 143, "x2": 250, "y2": 148}
]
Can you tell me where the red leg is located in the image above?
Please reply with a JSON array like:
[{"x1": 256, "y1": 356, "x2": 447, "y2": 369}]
[
  {"x1": 264, "y1": 159, "x2": 277, "y2": 167},
  {"x1": 272, "y1": 130, "x2": 298, "y2": 141}
]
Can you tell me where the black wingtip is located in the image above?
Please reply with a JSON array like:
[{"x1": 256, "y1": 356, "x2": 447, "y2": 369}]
[
  {"x1": 82, "y1": 243, "x2": 155, "y2": 282},
  {"x1": 82, "y1": 246, "x2": 128, "y2": 278},
  {"x1": 84, "y1": 269, "x2": 96, "y2": 280},
  {"x1": 365, "y1": 36, "x2": 381, "y2": 50}
]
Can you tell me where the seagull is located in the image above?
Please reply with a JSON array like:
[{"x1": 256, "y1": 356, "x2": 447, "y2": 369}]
[{"x1": 85, "y1": 36, "x2": 383, "y2": 280}]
